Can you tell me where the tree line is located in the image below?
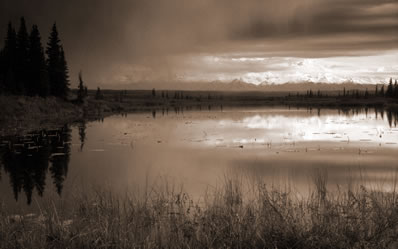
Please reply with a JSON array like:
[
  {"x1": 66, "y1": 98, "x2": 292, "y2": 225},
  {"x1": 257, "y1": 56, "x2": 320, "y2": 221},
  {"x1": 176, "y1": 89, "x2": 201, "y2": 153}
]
[
  {"x1": 302, "y1": 78, "x2": 398, "y2": 99},
  {"x1": 376, "y1": 78, "x2": 398, "y2": 98},
  {"x1": 0, "y1": 17, "x2": 69, "y2": 99}
]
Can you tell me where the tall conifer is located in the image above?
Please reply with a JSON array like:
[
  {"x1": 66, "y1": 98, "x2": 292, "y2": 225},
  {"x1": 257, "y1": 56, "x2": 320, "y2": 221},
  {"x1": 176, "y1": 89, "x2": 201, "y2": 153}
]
[
  {"x1": 46, "y1": 23, "x2": 69, "y2": 99},
  {"x1": 46, "y1": 23, "x2": 61, "y2": 97},
  {"x1": 16, "y1": 17, "x2": 29, "y2": 94},
  {"x1": 2, "y1": 22, "x2": 17, "y2": 93},
  {"x1": 59, "y1": 46, "x2": 69, "y2": 99},
  {"x1": 28, "y1": 25, "x2": 48, "y2": 97},
  {"x1": 77, "y1": 71, "x2": 85, "y2": 103}
]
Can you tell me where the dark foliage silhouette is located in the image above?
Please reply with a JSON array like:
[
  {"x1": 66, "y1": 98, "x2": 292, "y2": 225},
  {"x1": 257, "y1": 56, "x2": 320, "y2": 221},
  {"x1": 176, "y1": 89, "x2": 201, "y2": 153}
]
[
  {"x1": 28, "y1": 25, "x2": 49, "y2": 97},
  {"x1": 0, "y1": 22, "x2": 17, "y2": 93},
  {"x1": 46, "y1": 23, "x2": 70, "y2": 99},
  {"x1": 1, "y1": 18, "x2": 70, "y2": 99},
  {"x1": 77, "y1": 71, "x2": 86, "y2": 103},
  {"x1": 15, "y1": 17, "x2": 29, "y2": 94},
  {"x1": 95, "y1": 87, "x2": 103, "y2": 100},
  {"x1": 78, "y1": 121, "x2": 87, "y2": 152}
]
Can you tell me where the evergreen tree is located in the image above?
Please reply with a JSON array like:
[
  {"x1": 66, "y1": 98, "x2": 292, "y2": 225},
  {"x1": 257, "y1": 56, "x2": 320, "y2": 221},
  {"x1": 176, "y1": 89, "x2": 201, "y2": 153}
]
[
  {"x1": 95, "y1": 87, "x2": 102, "y2": 100},
  {"x1": 46, "y1": 23, "x2": 69, "y2": 99},
  {"x1": 77, "y1": 71, "x2": 85, "y2": 103},
  {"x1": 375, "y1": 85, "x2": 378, "y2": 96},
  {"x1": 46, "y1": 23, "x2": 61, "y2": 96},
  {"x1": 15, "y1": 17, "x2": 29, "y2": 94},
  {"x1": 152, "y1": 88, "x2": 156, "y2": 97},
  {"x1": 387, "y1": 79, "x2": 393, "y2": 97},
  {"x1": 59, "y1": 46, "x2": 70, "y2": 99},
  {"x1": 2, "y1": 22, "x2": 17, "y2": 93},
  {"x1": 28, "y1": 25, "x2": 48, "y2": 97},
  {"x1": 380, "y1": 85, "x2": 385, "y2": 97},
  {"x1": 394, "y1": 80, "x2": 398, "y2": 98}
]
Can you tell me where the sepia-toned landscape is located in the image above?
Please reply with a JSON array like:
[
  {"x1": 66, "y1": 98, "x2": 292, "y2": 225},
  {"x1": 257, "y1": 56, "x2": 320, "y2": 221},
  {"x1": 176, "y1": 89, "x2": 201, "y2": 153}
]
[{"x1": 0, "y1": 0, "x2": 397, "y2": 248}]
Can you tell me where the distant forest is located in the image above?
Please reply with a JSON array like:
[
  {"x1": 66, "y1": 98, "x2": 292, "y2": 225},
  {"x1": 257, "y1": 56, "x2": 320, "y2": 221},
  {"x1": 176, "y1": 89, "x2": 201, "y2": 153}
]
[
  {"x1": 0, "y1": 17, "x2": 69, "y2": 99},
  {"x1": 302, "y1": 78, "x2": 398, "y2": 99}
]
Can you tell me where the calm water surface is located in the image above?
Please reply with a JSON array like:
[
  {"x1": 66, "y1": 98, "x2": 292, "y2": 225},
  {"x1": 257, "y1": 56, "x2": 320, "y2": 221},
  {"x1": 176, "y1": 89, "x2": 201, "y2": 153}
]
[{"x1": 1, "y1": 107, "x2": 398, "y2": 210}]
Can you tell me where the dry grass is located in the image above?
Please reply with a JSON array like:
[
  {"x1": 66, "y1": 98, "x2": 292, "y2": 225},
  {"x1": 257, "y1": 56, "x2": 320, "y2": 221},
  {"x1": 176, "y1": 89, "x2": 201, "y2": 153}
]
[
  {"x1": 0, "y1": 174, "x2": 397, "y2": 249},
  {"x1": 0, "y1": 95, "x2": 82, "y2": 136}
]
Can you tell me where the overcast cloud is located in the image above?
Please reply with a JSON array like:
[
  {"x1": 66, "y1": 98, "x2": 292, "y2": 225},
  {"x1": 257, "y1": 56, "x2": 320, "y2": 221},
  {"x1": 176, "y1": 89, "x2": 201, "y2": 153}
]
[{"x1": 0, "y1": 0, "x2": 397, "y2": 87}]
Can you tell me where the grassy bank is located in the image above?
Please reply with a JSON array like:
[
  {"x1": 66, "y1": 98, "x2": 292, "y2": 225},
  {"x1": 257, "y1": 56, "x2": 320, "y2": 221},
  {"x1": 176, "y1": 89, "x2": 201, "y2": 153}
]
[
  {"x1": 0, "y1": 95, "x2": 83, "y2": 136},
  {"x1": 1, "y1": 176, "x2": 397, "y2": 249}
]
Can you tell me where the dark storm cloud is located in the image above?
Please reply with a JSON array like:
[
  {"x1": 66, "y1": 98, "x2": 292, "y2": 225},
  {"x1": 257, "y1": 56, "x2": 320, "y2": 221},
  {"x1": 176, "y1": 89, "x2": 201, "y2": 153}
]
[
  {"x1": 235, "y1": 0, "x2": 398, "y2": 38},
  {"x1": 0, "y1": 0, "x2": 397, "y2": 86}
]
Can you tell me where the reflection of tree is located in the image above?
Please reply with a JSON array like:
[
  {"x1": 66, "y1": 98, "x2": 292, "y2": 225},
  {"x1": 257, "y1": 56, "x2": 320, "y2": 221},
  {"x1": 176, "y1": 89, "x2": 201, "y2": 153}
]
[
  {"x1": 338, "y1": 107, "x2": 398, "y2": 127},
  {"x1": 49, "y1": 125, "x2": 71, "y2": 195},
  {"x1": 387, "y1": 111, "x2": 393, "y2": 128},
  {"x1": 386, "y1": 111, "x2": 398, "y2": 128},
  {"x1": 0, "y1": 126, "x2": 71, "y2": 204},
  {"x1": 78, "y1": 121, "x2": 86, "y2": 152}
]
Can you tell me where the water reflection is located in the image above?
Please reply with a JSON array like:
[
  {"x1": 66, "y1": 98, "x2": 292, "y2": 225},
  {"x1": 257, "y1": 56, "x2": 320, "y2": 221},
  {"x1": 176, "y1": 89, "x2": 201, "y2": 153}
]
[
  {"x1": 0, "y1": 125, "x2": 71, "y2": 204},
  {"x1": 0, "y1": 107, "x2": 397, "y2": 205},
  {"x1": 78, "y1": 121, "x2": 87, "y2": 152}
]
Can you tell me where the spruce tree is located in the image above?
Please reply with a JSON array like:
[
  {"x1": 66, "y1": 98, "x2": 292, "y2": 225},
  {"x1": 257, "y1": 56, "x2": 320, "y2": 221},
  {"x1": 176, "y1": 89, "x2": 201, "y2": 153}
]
[
  {"x1": 28, "y1": 25, "x2": 48, "y2": 97},
  {"x1": 2, "y1": 22, "x2": 17, "y2": 93},
  {"x1": 59, "y1": 46, "x2": 70, "y2": 99},
  {"x1": 387, "y1": 80, "x2": 393, "y2": 97},
  {"x1": 46, "y1": 23, "x2": 69, "y2": 99},
  {"x1": 16, "y1": 17, "x2": 29, "y2": 94},
  {"x1": 95, "y1": 87, "x2": 102, "y2": 100},
  {"x1": 46, "y1": 23, "x2": 61, "y2": 96},
  {"x1": 77, "y1": 71, "x2": 85, "y2": 103}
]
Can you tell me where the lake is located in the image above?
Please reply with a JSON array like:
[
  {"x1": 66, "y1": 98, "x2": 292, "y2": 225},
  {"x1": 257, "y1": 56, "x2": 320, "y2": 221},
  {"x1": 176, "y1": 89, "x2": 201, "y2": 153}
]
[{"x1": 1, "y1": 106, "x2": 397, "y2": 212}]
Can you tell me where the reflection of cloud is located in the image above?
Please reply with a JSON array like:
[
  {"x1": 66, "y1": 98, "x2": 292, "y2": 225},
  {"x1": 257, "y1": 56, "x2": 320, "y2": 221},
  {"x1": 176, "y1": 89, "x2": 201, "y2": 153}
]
[
  {"x1": 197, "y1": 112, "x2": 397, "y2": 147},
  {"x1": 241, "y1": 113, "x2": 394, "y2": 143}
]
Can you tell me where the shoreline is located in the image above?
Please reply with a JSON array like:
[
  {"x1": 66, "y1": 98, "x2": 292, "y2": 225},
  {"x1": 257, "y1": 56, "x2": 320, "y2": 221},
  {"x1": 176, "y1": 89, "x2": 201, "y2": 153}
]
[{"x1": 0, "y1": 92, "x2": 397, "y2": 136}]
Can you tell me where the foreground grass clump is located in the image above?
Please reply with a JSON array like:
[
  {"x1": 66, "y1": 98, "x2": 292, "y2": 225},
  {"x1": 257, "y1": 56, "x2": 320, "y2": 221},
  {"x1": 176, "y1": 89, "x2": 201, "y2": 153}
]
[{"x1": 0, "y1": 177, "x2": 397, "y2": 249}]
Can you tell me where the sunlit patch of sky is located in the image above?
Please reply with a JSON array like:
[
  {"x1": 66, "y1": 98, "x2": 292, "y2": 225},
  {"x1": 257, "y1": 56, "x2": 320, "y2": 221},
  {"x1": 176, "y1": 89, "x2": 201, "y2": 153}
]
[{"x1": 174, "y1": 50, "x2": 398, "y2": 84}]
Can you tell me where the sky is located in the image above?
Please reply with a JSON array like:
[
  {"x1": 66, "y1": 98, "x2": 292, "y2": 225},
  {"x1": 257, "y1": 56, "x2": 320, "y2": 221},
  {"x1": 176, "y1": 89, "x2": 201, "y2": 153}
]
[{"x1": 0, "y1": 0, "x2": 397, "y2": 88}]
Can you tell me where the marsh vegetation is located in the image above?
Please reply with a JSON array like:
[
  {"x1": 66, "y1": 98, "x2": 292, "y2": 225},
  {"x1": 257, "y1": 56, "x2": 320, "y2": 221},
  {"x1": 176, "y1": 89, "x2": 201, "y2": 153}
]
[{"x1": 0, "y1": 173, "x2": 397, "y2": 249}]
